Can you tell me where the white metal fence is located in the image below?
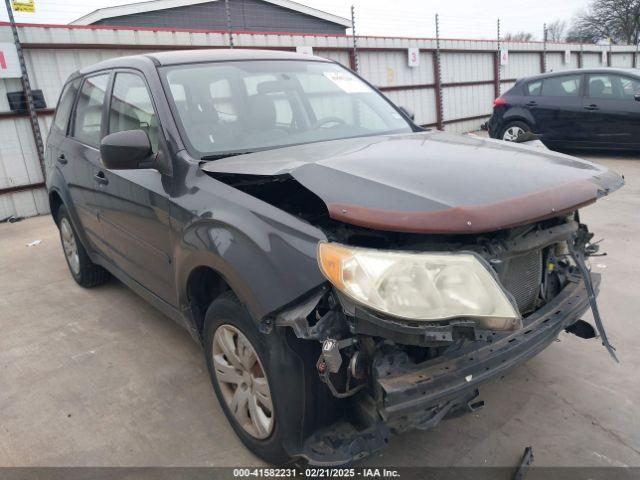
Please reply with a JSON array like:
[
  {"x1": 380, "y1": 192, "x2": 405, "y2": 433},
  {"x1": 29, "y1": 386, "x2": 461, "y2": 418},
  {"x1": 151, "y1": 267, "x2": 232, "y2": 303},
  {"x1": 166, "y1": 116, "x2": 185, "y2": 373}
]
[{"x1": 1, "y1": 21, "x2": 638, "y2": 220}]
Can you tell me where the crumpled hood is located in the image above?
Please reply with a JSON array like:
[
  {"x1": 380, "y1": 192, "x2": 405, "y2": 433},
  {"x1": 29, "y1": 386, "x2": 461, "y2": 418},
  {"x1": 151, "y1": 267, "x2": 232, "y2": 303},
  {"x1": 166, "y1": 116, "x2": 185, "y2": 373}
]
[{"x1": 202, "y1": 131, "x2": 624, "y2": 234}]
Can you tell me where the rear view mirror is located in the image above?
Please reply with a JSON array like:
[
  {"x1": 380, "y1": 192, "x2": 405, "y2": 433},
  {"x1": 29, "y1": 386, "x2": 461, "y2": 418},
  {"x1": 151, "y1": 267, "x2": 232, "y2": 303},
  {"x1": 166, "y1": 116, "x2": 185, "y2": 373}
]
[
  {"x1": 635, "y1": 93, "x2": 640, "y2": 102},
  {"x1": 100, "y1": 130, "x2": 152, "y2": 169},
  {"x1": 398, "y1": 106, "x2": 415, "y2": 121}
]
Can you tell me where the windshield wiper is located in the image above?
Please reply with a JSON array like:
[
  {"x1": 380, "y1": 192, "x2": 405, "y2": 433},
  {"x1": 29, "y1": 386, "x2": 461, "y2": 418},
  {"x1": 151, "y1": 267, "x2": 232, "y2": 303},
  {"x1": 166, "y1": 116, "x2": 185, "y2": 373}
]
[{"x1": 201, "y1": 152, "x2": 255, "y2": 161}]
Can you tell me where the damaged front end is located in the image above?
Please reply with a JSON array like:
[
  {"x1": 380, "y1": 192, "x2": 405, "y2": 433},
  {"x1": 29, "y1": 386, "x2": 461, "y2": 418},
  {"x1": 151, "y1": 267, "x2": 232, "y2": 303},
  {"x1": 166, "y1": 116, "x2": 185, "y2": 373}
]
[
  {"x1": 201, "y1": 131, "x2": 624, "y2": 464},
  {"x1": 265, "y1": 216, "x2": 615, "y2": 465}
]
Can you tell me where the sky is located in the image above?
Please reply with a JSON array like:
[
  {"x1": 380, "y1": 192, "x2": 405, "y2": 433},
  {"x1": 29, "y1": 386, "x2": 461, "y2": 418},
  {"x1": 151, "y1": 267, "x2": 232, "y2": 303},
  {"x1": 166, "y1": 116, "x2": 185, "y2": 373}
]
[{"x1": 1, "y1": 0, "x2": 591, "y2": 40}]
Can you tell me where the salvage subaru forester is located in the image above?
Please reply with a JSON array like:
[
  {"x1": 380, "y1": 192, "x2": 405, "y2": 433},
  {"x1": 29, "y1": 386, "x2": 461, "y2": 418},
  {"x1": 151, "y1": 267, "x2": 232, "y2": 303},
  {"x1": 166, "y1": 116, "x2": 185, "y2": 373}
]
[{"x1": 46, "y1": 49, "x2": 623, "y2": 465}]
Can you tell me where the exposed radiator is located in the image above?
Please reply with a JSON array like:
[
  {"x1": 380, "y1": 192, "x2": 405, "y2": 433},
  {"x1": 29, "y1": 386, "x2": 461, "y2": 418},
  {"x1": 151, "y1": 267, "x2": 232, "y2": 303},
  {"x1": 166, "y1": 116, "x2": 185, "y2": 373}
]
[{"x1": 500, "y1": 249, "x2": 543, "y2": 314}]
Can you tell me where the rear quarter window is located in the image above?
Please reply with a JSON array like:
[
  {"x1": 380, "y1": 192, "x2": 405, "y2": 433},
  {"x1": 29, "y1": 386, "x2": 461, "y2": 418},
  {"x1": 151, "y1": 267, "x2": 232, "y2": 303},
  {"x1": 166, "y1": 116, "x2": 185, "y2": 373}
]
[{"x1": 525, "y1": 80, "x2": 542, "y2": 96}]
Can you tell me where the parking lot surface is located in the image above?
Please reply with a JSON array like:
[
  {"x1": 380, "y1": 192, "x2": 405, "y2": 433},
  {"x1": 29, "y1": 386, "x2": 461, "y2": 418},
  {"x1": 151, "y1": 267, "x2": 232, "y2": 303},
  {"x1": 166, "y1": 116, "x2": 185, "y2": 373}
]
[{"x1": 1, "y1": 152, "x2": 639, "y2": 468}]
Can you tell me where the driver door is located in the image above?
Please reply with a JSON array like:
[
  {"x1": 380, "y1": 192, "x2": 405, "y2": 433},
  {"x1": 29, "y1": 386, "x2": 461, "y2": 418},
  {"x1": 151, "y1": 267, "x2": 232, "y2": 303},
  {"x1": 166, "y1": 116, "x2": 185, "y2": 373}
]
[{"x1": 93, "y1": 70, "x2": 176, "y2": 305}]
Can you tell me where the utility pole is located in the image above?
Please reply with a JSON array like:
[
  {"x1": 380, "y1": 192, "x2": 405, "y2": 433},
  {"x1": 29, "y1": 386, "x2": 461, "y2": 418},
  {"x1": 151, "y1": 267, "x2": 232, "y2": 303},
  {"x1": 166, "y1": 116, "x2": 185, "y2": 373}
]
[
  {"x1": 434, "y1": 14, "x2": 444, "y2": 130},
  {"x1": 224, "y1": 0, "x2": 234, "y2": 48},
  {"x1": 350, "y1": 5, "x2": 359, "y2": 72},
  {"x1": 542, "y1": 23, "x2": 548, "y2": 73},
  {"x1": 3, "y1": 0, "x2": 46, "y2": 179},
  {"x1": 496, "y1": 19, "x2": 501, "y2": 97}
]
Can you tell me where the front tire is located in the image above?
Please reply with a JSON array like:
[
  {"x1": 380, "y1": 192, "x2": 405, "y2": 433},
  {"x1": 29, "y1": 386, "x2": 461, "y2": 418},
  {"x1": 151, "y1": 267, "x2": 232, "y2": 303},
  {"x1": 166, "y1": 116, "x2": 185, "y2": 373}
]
[
  {"x1": 203, "y1": 291, "x2": 338, "y2": 465},
  {"x1": 56, "y1": 205, "x2": 108, "y2": 288},
  {"x1": 500, "y1": 120, "x2": 530, "y2": 142}
]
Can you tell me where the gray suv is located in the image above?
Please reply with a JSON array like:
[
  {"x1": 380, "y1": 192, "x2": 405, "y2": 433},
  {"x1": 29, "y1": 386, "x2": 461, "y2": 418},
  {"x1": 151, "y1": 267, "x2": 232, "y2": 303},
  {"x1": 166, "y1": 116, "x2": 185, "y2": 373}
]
[{"x1": 46, "y1": 49, "x2": 623, "y2": 465}]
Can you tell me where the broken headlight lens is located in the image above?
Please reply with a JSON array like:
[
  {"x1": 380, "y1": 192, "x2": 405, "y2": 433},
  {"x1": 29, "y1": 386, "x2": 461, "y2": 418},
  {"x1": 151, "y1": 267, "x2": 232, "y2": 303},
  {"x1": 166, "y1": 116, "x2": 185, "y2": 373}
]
[{"x1": 318, "y1": 242, "x2": 520, "y2": 329}]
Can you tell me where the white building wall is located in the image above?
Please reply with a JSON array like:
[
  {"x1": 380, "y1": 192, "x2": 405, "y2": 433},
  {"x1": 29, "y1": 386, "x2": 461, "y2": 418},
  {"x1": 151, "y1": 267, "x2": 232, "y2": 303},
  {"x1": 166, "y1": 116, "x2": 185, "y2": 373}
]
[{"x1": 1, "y1": 23, "x2": 638, "y2": 218}]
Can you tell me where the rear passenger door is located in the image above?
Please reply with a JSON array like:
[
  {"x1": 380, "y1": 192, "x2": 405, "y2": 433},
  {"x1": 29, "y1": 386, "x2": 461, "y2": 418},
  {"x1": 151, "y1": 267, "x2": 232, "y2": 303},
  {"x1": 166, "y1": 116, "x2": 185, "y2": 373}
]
[
  {"x1": 93, "y1": 70, "x2": 175, "y2": 304},
  {"x1": 582, "y1": 73, "x2": 640, "y2": 148},
  {"x1": 526, "y1": 74, "x2": 586, "y2": 145},
  {"x1": 65, "y1": 72, "x2": 111, "y2": 250}
]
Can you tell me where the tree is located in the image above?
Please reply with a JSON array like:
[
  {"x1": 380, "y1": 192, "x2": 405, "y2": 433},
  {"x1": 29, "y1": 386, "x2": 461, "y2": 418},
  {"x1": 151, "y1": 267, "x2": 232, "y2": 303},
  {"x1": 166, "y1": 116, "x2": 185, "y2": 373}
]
[
  {"x1": 546, "y1": 19, "x2": 567, "y2": 42},
  {"x1": 503, "y1": 31, "x2": 535, "y2": 41},
  {"x1": 568, "y1": 0, "x2": 640, "y2": 44}
]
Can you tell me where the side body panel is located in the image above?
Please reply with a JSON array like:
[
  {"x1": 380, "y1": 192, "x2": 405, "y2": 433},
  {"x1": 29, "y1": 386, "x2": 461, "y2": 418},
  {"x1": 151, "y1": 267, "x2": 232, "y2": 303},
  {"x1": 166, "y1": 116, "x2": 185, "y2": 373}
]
[{"x1": 94, "y1": 168, "x2": 176, "y2": 304}]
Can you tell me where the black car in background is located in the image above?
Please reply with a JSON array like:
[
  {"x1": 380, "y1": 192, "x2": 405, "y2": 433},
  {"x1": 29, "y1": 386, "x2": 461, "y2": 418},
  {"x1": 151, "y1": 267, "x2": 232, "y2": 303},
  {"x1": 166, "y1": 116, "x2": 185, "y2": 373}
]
[{"x1": 487, "y1": 68, "x2": 640, "y2": 150}]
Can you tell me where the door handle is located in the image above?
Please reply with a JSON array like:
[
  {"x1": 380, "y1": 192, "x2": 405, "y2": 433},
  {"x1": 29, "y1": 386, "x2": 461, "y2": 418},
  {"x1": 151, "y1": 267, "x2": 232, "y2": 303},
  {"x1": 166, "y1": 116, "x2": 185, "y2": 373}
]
[
  {"x1": 94, "y1": 171, "x2": 109, "y2": 186},
  {"x1": 525, "y1": 101, "x2": 537, "y2": 107},
  {"x1": 584, "y1": 104, "x2": 599, "y2": 111},
  {"x1": 56, "y1": 154, "x2": 67, "y2": 165}
]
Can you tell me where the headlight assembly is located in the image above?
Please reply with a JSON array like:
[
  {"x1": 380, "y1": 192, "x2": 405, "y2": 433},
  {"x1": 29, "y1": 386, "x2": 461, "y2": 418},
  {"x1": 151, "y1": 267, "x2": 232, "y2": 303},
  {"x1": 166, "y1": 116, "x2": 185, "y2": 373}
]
[{"x1": 318, "y1": 242, "x2": 520, "y2": 330}]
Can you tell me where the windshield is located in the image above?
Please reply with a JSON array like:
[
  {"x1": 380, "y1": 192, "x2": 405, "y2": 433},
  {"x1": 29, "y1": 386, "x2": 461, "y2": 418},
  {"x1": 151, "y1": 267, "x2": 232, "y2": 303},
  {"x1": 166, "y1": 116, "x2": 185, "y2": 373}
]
[{"x1": 161, "y1": 60, "x2": 413, "y2": 158}]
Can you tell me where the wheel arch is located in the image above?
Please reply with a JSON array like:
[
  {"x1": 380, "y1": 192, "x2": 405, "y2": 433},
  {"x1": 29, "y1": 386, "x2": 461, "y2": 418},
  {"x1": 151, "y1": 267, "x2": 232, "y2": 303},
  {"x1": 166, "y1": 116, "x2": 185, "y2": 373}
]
[
  {"x1": 501, "y1": 109, "x2": 535, "y2": 130},
  {"x1": 48, "y1": 189, "x2": 64, "y2": 224},
  {"x1": 185, "y1": 265, "x2": 231, "y2": 337},
  {"x1": 175, "y1": 219, "x2": 327, "y2": 334}
]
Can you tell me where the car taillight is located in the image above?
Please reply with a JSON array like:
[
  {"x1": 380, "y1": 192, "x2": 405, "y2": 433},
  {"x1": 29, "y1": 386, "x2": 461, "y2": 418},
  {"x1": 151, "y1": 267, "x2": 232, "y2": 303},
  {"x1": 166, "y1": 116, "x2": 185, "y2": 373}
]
[{"x1": 493, "y1": 97, "x2": 507, "y2": 108}]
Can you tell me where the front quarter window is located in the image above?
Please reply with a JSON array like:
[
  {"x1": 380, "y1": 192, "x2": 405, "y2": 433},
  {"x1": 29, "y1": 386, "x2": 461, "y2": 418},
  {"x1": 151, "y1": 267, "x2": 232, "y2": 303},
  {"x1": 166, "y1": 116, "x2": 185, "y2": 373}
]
[{"x1": 162, "y1": 60, "x2": 412, "y2": 158}]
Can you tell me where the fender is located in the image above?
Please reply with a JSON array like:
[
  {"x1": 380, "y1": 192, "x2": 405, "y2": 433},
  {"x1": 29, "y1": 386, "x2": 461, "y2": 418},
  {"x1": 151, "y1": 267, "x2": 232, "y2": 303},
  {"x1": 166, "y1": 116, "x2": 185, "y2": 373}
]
[{"x1": 172, "y1": 175, "x2": 328, "y2": 324}]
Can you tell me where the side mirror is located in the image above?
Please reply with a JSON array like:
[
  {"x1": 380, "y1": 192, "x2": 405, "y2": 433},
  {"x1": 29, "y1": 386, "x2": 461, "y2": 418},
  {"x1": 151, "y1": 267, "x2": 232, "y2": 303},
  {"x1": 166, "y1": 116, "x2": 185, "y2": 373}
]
[
  {"x1": 398, "y1": 106, "x2": 415, "y2": 121},
  {"x1": 100, "y1": 130, "x2": 153, "y2": 169},
  {"x1": 635, "y1": 93, "x2": 640, "y2": 102}
]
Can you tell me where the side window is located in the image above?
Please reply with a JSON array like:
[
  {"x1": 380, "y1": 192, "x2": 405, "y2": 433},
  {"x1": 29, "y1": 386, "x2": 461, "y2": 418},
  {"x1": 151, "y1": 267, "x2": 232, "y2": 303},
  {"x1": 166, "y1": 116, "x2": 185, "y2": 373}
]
[
  {"x1": 72, "y1": 74, "x2": 110, "y2": 147},
  {"x1": 53, "y1": 79, "x2": 80, "y2": 133},
  {"x1": 109, "y1": 72, "x2": 160, "y2": 152},
  {"x1": 620, "y1": 77, "x2": 640, "y2": 100},
  {"x1": 587, "y1": 75, "x2": 618, "y2": 99},
  {"x1": 526, "y1": 80, "x2": 542, "y2": 96},
  {"x1": 620, "y1": 77, "x2": 640, "y2": 99},
  {"x1": 589, "y1": 74, "x2": 640, "y2": 100},
  {"x1": 541, "y1": 75, "x2": 582, "y2": 97}
]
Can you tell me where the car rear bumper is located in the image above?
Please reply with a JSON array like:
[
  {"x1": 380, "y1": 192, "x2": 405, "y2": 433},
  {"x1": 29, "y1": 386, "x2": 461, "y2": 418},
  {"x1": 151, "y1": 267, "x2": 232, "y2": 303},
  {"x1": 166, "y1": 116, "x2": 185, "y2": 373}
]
[{"x1": 298, "y1": 273, "x2": 599, "y2": 465}]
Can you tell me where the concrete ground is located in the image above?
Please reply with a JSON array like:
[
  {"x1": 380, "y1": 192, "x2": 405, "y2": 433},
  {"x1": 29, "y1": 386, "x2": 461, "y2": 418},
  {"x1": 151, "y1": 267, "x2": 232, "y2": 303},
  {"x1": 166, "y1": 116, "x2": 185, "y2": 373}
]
[{"x1": 1, "y1": 153, "x2": 639, "y2": 468}]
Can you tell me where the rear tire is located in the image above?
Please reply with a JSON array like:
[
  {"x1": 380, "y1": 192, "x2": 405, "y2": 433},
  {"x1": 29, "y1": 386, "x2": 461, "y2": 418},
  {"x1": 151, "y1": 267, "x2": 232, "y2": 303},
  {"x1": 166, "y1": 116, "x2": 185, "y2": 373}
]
[
  {"x1": 500, "y1": 120, "x2": 530, "y2": 142},
  {"x1": 56, "y1": 205, "x2": 109, "y2": 288},
  {"x1": 203, "y1": 291, "x2": 338, "y2": 465}
]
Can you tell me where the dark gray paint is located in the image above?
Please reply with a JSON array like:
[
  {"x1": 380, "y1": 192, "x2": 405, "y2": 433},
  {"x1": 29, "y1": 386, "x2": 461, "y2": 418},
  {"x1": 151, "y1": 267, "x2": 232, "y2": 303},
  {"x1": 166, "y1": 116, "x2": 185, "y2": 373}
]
[{"x1": 91, "y1": 0, "x2": 347, "y2": 34}]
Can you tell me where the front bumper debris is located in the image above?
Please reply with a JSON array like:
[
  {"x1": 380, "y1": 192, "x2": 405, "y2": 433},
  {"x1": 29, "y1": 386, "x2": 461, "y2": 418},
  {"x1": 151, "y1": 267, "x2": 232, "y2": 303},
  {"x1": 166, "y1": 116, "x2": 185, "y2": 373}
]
[
  {"x1": 378, "y1": 274, "x2": 598, "y2": 424},
  {"x1": 295, "y1": 273, "x2": 599, "y2": 465}
]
